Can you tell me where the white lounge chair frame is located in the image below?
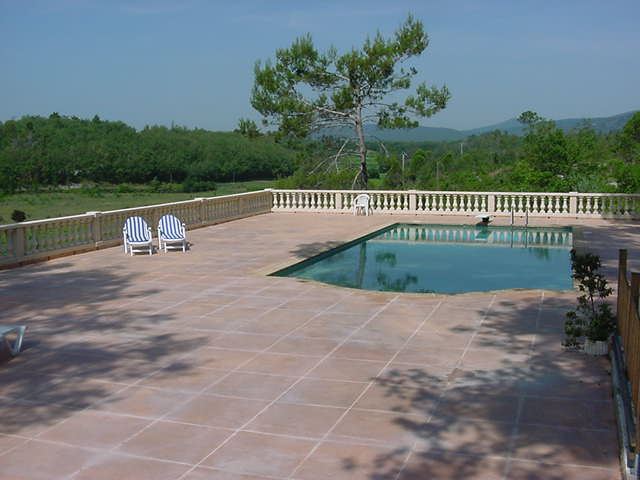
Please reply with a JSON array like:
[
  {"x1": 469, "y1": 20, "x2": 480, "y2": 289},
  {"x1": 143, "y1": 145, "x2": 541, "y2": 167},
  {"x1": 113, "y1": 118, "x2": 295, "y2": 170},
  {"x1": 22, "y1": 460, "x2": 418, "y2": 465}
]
[
  {"x1": 353, "y1": 194, "x2": 371, "y2": 216},
  {"x1": 157, "y1": 214, "x2": 187, "y2": 253},
  {"x1": 1, "y1": 325, "x2": 26, "y2": 356},
  {"x1": 123, "y1": 216, "x2": 153, "y2": 256}
]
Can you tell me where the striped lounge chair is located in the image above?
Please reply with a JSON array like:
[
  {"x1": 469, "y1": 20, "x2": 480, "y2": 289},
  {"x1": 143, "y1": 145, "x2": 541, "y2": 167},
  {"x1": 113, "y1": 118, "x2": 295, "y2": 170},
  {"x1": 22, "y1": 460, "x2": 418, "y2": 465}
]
[
  {"x1": 158, "y1": 214, "x2": 187, "y2": 253},
  {"x1": 123, "y1": 216, "x2": 153, "y2": 255}
]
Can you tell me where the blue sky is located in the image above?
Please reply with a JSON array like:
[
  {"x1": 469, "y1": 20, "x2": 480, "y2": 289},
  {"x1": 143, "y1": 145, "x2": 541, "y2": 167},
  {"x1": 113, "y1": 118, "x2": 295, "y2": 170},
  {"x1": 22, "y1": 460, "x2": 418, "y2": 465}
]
[{"x1": 1, "y1": 0, "x2": 638, "y2": 131}]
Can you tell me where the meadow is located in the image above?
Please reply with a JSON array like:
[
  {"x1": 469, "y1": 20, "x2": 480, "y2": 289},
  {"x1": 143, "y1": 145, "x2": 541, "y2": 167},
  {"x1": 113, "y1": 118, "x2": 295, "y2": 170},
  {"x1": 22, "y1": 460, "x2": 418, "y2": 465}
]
[{"x1": 0, "y1": 180, "x2": 273, "y2": 224}]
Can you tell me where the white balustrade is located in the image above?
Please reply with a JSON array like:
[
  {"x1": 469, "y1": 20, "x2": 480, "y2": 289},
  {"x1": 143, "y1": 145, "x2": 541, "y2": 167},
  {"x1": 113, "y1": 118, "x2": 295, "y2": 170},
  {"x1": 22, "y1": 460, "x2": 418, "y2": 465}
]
[
  {"x1": 0, "y1": 190, "x2": 272, "y2": 267},
  {"x1": 2, "y1": 188, "x2": 639, "y2": 268}
]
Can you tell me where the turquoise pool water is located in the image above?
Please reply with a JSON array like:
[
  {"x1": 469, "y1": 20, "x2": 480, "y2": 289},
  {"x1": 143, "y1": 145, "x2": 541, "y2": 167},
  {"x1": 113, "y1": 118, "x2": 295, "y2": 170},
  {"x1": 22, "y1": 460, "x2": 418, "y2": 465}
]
[{"x1": 273, "y1": 224, "x2": 573, "y2": 294}]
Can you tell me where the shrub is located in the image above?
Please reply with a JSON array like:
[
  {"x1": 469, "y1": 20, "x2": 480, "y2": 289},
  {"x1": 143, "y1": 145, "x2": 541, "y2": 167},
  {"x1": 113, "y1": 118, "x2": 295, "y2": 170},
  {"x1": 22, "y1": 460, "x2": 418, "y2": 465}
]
[
  {"x1": 181, "y1": 179, "x2": 217, "y2": 193},
  {"x1": 11, "y1": 210, "x2": 27, "y2": 222},
  {"x1": 563, "y1": 250, "x2": 615, "y2": 348}
]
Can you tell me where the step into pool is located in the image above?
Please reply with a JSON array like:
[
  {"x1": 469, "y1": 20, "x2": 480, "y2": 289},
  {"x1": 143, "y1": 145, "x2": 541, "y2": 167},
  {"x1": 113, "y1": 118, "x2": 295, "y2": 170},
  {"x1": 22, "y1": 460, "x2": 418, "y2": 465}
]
[{"x1": 272, "y1": 224, "x2": 574, "y2": 294}]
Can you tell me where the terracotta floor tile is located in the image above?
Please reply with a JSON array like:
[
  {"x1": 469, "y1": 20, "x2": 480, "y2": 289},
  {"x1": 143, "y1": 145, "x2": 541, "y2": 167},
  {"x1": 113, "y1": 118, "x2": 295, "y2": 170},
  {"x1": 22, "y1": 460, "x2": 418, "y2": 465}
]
[
  {"x1": 208, "y1": 333, "x2": 279, "y2": 351},
  {"x1": 205, "y1": 372, "x2": 297, "y2": 401},
  {"x1": 138, "y1": 365, "x2": 230, "y2": 393},
  {"x1": 354, "y1": 383, "x2": 437, "y2": 416},
  {"x1": 394, "y1": 345, "x2": 465, "y2": 367},
  {"x1": 511, "y1": 424, "x2": 620, "y2": 468},
  {"x1": 266, "y1": 337, "x2": 340, "y2": 356},
  {"x1": 307, "y1": 357, "x2": 385, "y2": 382},
  {"x1": 506, "y1": 459, "x2": 621, "y2": 480},
  {"x1": 92, "y1": 385, "x2": 191, "y2": 418},
  {"x1": 167, "y1": 395, "x2": 270, "y2": 428},
  {"x1": 183, "y1": 468, "x2": 275, "y2": 479},
  {"x1": 330, "y1": 409, "x2": 428, "y2": 447},
  {"x1": 417, "y1": 418, "x2": 514, "y2": 456},
  {"x1": 433, "y1": 391, "x2": 521, "y2": 423},
  {"x1": 520, "y1": 396, "x2": 616, "y2": 429},
  {"x1": 331, "y1": 341, "x2": 399, "y2": 362},
  {"x1": 200, "y1": 431, "x2": 316, "y2": 477},
  {"x1": 0, "y1": 440, "x2": 100, "y2": 480},
  {"x1": 294, "y1": 441, "x2": 407, "y2": 480},
  {"x1": 0, "y1": 433, "x2": 28, "y2": 455},
  {"x1": 279, "y1": 378, "x2": 367, "y2": 407},
  {"x1": 238, "y1": 353, "x2": 319, "y2": 376},
  {"x1": 117, "y1": 421, "x2": 232, "y2": 464},
  {"x1": 180, "y1": 348, "x2": 258, "y2": 370},
  {"x1": 71, "y1": 454, "x2": 191, "y2": 480},
  {"x1": 38, "y1": 411, "x2": 151, "y2": 448},
  {"x1": 0, "y1": 399, "x2": 77, "y2": 437},
  {"x1": 247, "y1": 402, "x2": 345, "y2": 438},
  {"x1": 400, "y1": 450, "x2": 506, "y2": 480}
]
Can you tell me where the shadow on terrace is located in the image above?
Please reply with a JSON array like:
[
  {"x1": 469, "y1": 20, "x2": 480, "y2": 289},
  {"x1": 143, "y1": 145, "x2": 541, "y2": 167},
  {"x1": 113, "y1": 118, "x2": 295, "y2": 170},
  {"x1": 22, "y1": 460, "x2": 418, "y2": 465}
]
[
  {"x1": 339, "y1": 295, "x2": 619, "y2": 479},
  {"x1": 0, "y1": 262, "x2": 211, "y2": 436}
]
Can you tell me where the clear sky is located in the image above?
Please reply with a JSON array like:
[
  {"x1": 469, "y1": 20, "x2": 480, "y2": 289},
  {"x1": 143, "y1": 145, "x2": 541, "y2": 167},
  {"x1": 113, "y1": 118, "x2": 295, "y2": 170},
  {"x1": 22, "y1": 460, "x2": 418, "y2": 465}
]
[{"x1": 1, "y1": 0, "x2": 639, "y2": 131}]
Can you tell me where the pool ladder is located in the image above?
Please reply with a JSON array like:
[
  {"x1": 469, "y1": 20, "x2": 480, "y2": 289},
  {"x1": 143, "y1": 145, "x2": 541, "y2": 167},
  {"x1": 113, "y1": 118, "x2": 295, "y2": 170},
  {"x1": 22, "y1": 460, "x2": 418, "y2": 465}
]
[{"x1": 510, "y1": 206, "x2": 529, "y2": 227}]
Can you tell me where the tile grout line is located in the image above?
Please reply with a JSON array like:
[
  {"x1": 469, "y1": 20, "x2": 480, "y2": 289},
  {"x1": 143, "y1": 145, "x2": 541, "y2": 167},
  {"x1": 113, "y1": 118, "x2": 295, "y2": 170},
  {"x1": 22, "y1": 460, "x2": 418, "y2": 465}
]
[
  {"x1": 288, "y1": 298, "x2": 444, "y2": 480},
  {"x1": 393, "y1": 294, "x2": 499, "y2": 480},
  {"x1": 501, "y1": 291, "x2": 544, "y2": 480},
  {"x1": 65, "y1": 288, "x2": 358, "y2": 479},
  {"x1": 175, "y1": 295, "x2": 403, "y2": 480}
]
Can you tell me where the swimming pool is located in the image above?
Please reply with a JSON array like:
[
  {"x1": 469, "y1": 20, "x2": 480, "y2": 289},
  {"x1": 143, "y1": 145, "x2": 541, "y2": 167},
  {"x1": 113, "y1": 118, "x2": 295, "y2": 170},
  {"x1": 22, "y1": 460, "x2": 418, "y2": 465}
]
[{"x1": 272, "y1": 224, "x2": 574, "y2": 294}]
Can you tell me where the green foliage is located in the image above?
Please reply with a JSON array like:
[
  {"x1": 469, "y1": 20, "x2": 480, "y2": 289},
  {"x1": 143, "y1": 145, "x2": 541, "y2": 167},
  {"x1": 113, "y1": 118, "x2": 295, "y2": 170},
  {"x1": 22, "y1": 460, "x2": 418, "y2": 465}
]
[
  {"x1": 563, "y1": 250, "x2": 615, "y2": 347},
  {"x1": 235, "y1": 118, "x2": 261, "y2": 138},
  {"x1": 0, "y1": 115, "x2": 296, "y2": 191},
  {"x1": 251, "y1": 14, "x2": 450, "y2": 188}
]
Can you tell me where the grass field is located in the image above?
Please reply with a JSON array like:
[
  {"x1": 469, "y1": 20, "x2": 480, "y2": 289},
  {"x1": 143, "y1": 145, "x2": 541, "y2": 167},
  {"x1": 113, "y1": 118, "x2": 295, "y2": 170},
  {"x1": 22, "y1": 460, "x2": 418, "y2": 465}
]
[{"x1": 0, "y1": 180, "x2": 274, "y2": 225}]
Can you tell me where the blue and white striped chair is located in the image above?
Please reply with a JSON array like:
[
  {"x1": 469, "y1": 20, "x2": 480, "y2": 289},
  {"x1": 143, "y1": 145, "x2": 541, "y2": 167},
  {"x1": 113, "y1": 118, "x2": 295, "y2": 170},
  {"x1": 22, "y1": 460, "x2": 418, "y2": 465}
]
[
  {"x1": 122, "y1": 216, "x2": 153, "y2": 255},
  {"x1": 157, "y1": 214, "x2": 187, "y2": 253}
]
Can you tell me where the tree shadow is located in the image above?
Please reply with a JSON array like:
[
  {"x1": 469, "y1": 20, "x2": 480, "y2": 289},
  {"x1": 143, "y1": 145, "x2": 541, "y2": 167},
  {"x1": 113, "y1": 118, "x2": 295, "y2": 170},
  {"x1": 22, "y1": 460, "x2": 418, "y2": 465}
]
[
  {"x1": 0, "y1": 261, "x2": 214, "y2": 436},
  {"x1": 337, "y1": 294, "x2": 618, "y2": 479},
  {"x1": 289, "y1": 241, "x2": 346, "y2": 259}
]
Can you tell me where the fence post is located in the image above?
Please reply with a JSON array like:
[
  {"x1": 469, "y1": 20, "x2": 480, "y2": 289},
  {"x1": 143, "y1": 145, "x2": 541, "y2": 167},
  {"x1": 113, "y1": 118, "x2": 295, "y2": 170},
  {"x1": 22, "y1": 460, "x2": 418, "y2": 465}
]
[
  {"x1": 194, "y1": 198, "x2": 206, "y2": 226},
  {"x1": 13, "y1": 227, "x2": 25, "y2": 259},
  {"x1": 631, "y1": 272, "x2": 640, "y2": 314},
  {"x1": 409, "y1": 190, "x2": 417, "y2": 213},
  {"x1": 619, "y1": 249, "x2": 629, "y2": 333},
  {"x1": 569, "y1": 192, "x2": 578, "y2": 216},
  {"x1": 86, "y1": 211, "x2": 102, "y2": 246},
  {"x1": 335, "y1": 192, "x2": 343, "y2": 212},
  {"x1": 487, "y1": 194, "x2": 496, "y2": 214}
]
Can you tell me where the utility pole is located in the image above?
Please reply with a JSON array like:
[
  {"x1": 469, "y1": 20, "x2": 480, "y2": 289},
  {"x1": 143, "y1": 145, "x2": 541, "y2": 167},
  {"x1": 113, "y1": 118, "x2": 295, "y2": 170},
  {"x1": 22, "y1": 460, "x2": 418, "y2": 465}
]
[
  {"x1": 401, "y1": 152, "x2": 407, "y2": 187},
  {"x1": 460, "y1": 143, "x2": 464, "y2": 156}
]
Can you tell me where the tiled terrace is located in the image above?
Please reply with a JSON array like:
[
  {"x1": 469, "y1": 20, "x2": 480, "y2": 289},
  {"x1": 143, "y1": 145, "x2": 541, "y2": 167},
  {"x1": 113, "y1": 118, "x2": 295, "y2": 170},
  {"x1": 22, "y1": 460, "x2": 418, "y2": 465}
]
[{"x1": 1, "y1": 212, "x2": 637, "y2": 480}]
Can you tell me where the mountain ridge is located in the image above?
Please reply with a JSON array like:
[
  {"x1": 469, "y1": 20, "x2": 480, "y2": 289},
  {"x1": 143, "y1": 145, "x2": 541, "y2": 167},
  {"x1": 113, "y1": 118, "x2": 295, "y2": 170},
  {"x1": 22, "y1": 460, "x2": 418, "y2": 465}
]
[{"x1": 319, "y1": 110, "x2": 638, "y2": 142}]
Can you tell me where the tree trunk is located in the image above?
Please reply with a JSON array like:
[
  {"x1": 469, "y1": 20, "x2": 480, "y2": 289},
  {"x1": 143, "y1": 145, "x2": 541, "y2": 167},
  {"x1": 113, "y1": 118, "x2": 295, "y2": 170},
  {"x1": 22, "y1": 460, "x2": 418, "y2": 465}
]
[{"x1": 354, "y1": 117, "x2": 368, "y2": 190}]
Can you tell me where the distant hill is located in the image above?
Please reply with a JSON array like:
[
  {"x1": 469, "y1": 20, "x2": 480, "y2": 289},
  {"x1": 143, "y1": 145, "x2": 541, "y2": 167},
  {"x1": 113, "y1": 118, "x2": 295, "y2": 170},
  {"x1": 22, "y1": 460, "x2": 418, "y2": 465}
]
[{"x1": 318, "y1": 110, "x2": 638, "y2": 142}]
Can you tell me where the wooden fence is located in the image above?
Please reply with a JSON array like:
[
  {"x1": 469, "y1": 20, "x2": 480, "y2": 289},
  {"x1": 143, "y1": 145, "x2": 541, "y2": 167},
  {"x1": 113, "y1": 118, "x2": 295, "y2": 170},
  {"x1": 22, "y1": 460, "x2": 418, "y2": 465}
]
[{"x1": 617, "y1": 249, "x2": 640, "y2": 455}]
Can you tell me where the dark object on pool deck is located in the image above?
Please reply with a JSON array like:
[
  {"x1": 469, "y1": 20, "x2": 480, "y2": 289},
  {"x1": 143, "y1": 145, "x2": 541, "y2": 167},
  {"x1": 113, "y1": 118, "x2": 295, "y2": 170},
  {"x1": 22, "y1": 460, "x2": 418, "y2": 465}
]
[
  {"x1": 1, "y1": 325, "x2": 27, "y2": 356},
  {"x1": 475, "y1": 214, "x2": 492, "y2": 224}
]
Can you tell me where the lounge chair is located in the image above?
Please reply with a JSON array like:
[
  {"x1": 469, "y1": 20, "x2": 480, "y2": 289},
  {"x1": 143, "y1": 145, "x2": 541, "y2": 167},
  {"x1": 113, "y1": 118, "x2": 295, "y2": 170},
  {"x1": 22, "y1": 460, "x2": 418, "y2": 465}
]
[
  {"x1": 123, "y1": 216, "x2": 153, "y2": 255},
  {"x1": 1, "y1": 325, "x2": 26, "y2": 356},
  {"x1": 157, "y1": 214, "x2": 187, "y2": 253},
  {"x1": 353, "y1": 194, "x2": 371, "y2": 216}
]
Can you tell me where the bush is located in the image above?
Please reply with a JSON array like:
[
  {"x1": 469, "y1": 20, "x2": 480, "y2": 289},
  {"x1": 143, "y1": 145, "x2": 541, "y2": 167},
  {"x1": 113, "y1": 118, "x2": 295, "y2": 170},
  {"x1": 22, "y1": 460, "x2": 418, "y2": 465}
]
[
  {"x1": 181, "y1": 179, "x2": 217, "y2": 193},
  {"x1": 563, "y1": 250, "x2": 615, "y2": 347},
  {"x1": 11, "y1": 210, "x2": 27, "y2": 222},
  {"x1": 116, "y1": 183, "x2": 135, "y2": 193}
]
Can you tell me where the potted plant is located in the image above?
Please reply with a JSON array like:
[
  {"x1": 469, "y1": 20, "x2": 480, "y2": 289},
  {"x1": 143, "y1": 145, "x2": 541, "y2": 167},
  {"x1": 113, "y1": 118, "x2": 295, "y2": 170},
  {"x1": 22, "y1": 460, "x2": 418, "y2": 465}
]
[{"x1": 563, "y1": 250, "x2": 615, "y2": 355}]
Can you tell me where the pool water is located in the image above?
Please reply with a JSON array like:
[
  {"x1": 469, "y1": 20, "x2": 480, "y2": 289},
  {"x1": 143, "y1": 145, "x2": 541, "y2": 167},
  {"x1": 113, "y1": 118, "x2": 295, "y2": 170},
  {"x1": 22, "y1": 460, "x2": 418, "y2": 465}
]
[{"x1": 273, "y1": 224, "x2": 574, "y2": 294}]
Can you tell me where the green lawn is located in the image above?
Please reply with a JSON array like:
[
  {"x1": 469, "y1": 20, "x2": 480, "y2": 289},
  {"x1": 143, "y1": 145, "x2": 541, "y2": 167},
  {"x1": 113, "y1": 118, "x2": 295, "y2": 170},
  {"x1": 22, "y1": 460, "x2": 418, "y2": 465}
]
[{"x1": 0, "y1": 180, "x2": 274, "y2": 225}]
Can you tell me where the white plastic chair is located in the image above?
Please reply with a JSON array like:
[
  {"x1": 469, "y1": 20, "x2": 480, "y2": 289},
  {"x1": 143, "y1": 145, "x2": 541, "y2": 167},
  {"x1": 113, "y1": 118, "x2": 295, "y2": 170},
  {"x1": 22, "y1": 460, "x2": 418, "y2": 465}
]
[
  {"x1": 353, "y1": 194, "x2": 371, "y2": 216},
  {"x1": 122, "y1": 216, "x2": 153, "y2": 255},
  {"x1": 157, "y1": 214, "x2": 187, "y2": 253}
]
